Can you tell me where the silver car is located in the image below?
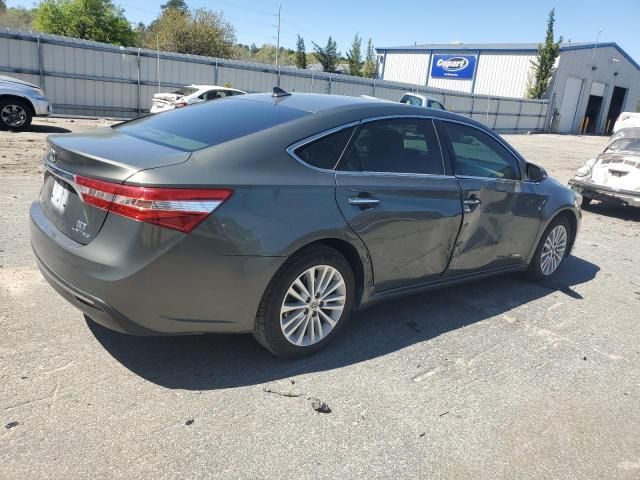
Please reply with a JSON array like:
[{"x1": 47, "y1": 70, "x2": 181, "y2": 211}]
[{"x1": 0, "y1": 75, "x2": 52, "y2": 131}]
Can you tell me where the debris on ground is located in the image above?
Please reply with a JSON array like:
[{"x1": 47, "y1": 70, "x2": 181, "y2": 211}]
[
  {"x1": 263, "y1": 387, "x2": 302, "y2": 398},
  {"x1": 5, "y1": 421, "x2": 20, "y2": 429},
  {"x1": 185, "y1": 419, "x2": 194, "y2": 426},
  {"x1": 310, "y1": 398, "x2": 331, "y2": 414}
]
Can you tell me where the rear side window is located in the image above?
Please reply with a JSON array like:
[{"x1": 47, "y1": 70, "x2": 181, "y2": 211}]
[
  {"x1": 115, "y1": 100, "x2": 308, "y2": 151},
  {"x1": 340, "y1": 118, "x2": 444, "y2": 175},
  {"x1": 442, "y1": 121, "x2": 520, "y2": 180},
  {"x1": 293, "y1": 127, "x2": 355, "y2": 170}
]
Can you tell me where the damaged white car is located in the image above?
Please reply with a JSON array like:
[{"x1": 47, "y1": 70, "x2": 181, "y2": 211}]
[
  {"x1": 569, "y1": 128, "x2": 640, "y2": 208},
  {"x1": 150, "y1": 85, "x2": 245, "y2": 114}
]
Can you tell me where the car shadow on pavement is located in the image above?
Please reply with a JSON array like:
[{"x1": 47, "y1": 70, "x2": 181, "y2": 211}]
[
  {"x1": 22, "y1": 125, "x2": 72, "y2": 134},
  {"x1": 583, "y1": 203, "x2": 640, "y2": 222},
  {"x1": 88, "y1": 255, "x2": 599, "y2": 390}
]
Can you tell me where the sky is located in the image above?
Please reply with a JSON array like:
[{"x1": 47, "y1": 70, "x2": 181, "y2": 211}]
[{"x1": 6, "y1": 0, "x2": 640, "y2": 62}]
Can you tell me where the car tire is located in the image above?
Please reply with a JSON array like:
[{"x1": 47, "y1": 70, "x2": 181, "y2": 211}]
[
  {"x1": 0, "y1": 97, "x2": 33, "y2": 131},
  {"x1": 528, "y1": 216, "x2": 571, "y2": 281},
  {"x1": 253, "y1": 245, "x2": 355, "y2": 358}
]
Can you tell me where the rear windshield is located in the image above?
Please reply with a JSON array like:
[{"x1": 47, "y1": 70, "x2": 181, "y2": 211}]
[
  {"x1": 174, "y1": 87, "x2": 198, "y2": 96},
  {"x1": 115, "y1": 99, "x2": 308, "y2": 151}
]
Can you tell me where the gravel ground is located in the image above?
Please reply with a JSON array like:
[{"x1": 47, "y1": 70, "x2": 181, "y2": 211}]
[{"x1": 1, "y1": 119, "x2": 639, "y2": 480}]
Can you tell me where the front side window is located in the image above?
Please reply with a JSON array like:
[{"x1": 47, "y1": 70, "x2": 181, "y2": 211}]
[
  {"x1": 429, "y1": 100, "x2": 445, "y2": 110},
  {"x1": 293, "y1": 127, "x2": 355, "y2": 170},
  {"x1": 339, "y1": 118, "x2": 444, "y2": 175},
  {"x1": 442, "y1": 122, "x2": 520, "y2": 180}
]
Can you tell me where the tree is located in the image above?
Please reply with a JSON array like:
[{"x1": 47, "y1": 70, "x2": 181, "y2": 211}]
[
  {"x1": 295, "y1": 34, "x2": 307, "y2": 69},
  {"x1": 312, "y1": 36, "x2": 340, "y2": 73},
  {"x1": 33, "y1": 0, "x2": 136, "y2": 46},
  {"x1": 527, "y1": 8, "x2": 562, "y2": 99},
  {"x1": 0, "y1": 6, "x2": 36, "y2": 28},
  {"x1": 142, "y1": 7, "x2": 235, "y2": 58},
  {"x1": 362, "y1": 38, "x2": 376, "y2": 78},
  {"x1": 346, "y1": 33, "x2": 362, "y2": 76},
  {"x1": 0, "y1": 0, "x2": 6, "y2": 13},
  {"x1": 160, "y1": 0, "x2": 187, "y2": 13}
]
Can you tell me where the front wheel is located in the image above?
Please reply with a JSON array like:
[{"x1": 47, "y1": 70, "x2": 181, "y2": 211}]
[
  {"x1": 528, "y1": 216, "x2": 571, "y2": 281},
  {"x1": 253, "y1": 245, "x2": 355, "y2": 358},
  {"x1": 0, "y1": 98, "x2": 32, "y2": 131}
]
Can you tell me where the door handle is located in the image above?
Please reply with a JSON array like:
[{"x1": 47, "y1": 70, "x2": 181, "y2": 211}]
[
  {"x1": 348, "y1": 196, "x2": 380, "y2": 208},
  {"x1": 462, "y1": 197, "x2": 481, "y2": 213}
]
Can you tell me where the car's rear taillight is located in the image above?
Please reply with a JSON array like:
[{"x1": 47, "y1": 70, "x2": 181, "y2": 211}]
[
  {"x1": 174, "y1": 100, "x2": 188, "y2": 107},
  {"x1": 75, "y1": 175, "x2": 232, "y2": 233}
]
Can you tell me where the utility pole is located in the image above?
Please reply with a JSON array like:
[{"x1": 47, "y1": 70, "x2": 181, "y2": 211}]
[
  {"x1": 156, "y1": 34, "x2": 161, "y2": 92},
  {"x1": 275, "y1": 4, "x2": 281, "y2": 66}
]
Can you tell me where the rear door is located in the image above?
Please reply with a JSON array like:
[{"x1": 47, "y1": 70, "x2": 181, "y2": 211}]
[
  {"x1": 437, "y1": 120, "x2": 545, "y2": 275},
  {"x1": 334, "y1": 117, "x2": 463, "y2": 292}
]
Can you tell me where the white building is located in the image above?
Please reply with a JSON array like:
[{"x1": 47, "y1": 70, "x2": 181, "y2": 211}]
[{"x1": 376, "y1": 42, "x2": 640, "y2": 134}]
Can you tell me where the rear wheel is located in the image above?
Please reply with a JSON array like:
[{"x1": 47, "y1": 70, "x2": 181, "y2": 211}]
[
  {"x1": 0, "y1": 98, "x2": 32, "y2": 131},
  {"x1": 253, "y1": 245, "x2": 355, "y2": 358},
  {"x1": 528, "y1": 216, "x2": 571, "y2": 281}
]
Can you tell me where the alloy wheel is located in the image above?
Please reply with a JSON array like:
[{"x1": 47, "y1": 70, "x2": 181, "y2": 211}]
[
  {"x1": 540, "y1": 225, "x2": 567, "y2": 276},
  {"x1": 1, "y1": 104, "x2": 27, "y2": 128},
  {"x1": 280, "y1": 265, "x2": 346, "y2": 346}
]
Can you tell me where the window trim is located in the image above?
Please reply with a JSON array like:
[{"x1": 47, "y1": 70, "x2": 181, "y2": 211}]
[
  {"x1": 286, "y1": 121, "x2": 360, "y2": 173},
  {"x1": 436, "y1": 118, "x2": 525, "y2": 182},
  {"x1": 286, "y1": 114, "x2": 520, "y2": 180}
]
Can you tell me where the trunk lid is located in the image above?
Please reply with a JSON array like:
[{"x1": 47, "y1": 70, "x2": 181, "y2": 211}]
[
  {"x1": 42, "y1": 127, "x2": 191, "y2": 245},
  {"x1": 592, "y1": 153, "x2": 640, "y2": 192}
]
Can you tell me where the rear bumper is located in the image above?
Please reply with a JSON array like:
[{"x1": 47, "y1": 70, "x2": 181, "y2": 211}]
[
  {"x1": 569, "y1": 179, "x2": 640, "y2": 207},
  {"x1": 30, "y1": 199, "x2": 285, "y2": 335}
]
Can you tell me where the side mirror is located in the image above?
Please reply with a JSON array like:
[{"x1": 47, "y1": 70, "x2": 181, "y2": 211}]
[{"x1": 526, "y1": 163, "x2": 548, "y2": 182}]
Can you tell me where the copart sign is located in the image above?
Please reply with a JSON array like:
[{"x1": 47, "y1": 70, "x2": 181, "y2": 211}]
[{"x1": 431, "y1": 54, "x2": 476, "y2": 79}]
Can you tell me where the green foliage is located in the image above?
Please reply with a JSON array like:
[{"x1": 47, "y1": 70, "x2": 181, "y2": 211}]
[
  {"x1": 160, "y1": 0, "x2": 187, "y2": 13},
  {"x1": 232, "y1": 43, "x2": 295, "y2": 65},
  {"x1": 33, "y1": 0, "x2": 136, "y2": 46},
  {"x1": 0, "y1": 0, "x2": 6, "y2": 13},
  {"x1": 312, "y1": 36, "x2": 340, "y2": 73},
  {"x1": 527, "y1": 8, "x2": 562, "y2": 99},
  {"x1": 362, "y1": 38, "x2": 376, "y2": 78},
  {"x1": 0, "y1": 5, "x2": 36, "y2": 29},
  {"x1": 295, "y1": 34, "x2": 307, "y2": 69},
  {"x1": 142, "y1": 7, "x2": 236, "y2": 58},
  {"x1": 346, "y1": 33, "x2": 362, "y2": 76}
]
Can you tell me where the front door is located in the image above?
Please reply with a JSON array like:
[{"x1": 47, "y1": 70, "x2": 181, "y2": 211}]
[
  {"x1": 335, "y1": 117, "x2": 463, "y2": 292},
  {"x1": 437, "y1": 120, "x2": 545, "y2": 275}
]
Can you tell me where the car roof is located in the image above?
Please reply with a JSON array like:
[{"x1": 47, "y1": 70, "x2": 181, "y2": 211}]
[
  {"x1": 232, "y1": 92, "x2": 469, "y2": 124},
  {"x1": 190, "y1": 85, "x2": 245, "y2": 92}
]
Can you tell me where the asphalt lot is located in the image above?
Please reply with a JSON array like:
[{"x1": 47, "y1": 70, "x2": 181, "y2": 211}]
[{"x1": 1, "y1": 119, "x2": 639, "y2": 479}]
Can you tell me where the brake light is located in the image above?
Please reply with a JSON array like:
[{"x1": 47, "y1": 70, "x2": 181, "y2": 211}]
[
  {"x1": 75, "y1": 175, "x2": 232, "y2": 233},
  {"x1": 174, "y1": 100, "x2": 188, "y2": 107}
]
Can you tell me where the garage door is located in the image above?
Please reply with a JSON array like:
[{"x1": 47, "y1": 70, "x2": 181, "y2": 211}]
[{"x1": 558, "y1": 77, "x2": 583, "y2": 133}]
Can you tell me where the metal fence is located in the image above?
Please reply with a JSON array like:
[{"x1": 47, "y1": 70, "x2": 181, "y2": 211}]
[{"x1": 0, "y1": 28, "x2": 550, "y2": 132}]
